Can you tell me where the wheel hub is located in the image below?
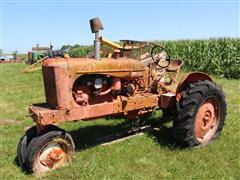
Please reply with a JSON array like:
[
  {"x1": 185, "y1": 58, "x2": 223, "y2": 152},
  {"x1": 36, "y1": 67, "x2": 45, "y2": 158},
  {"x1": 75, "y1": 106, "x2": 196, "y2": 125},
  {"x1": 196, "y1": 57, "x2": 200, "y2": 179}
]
[
  {"x1": 39, "y1": 142, "x2": 67, "y2": 169},
  {"x1": 195, "y1": 99, "x2": 219, "y2": 143}
]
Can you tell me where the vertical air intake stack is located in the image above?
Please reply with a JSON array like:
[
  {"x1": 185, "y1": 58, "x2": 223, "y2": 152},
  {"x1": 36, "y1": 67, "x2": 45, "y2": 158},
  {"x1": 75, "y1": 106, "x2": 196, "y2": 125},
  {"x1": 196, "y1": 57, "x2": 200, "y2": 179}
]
[{"x1": 90, "y1": 17, "x2": 104, "y2": 60}]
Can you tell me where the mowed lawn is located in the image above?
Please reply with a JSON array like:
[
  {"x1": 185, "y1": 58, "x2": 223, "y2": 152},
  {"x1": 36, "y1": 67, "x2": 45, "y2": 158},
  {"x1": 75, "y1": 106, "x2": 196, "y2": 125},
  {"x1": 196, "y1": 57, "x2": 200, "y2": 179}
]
[{"x1": 0, "y1": 63, "x2": 239, "y2": 179}]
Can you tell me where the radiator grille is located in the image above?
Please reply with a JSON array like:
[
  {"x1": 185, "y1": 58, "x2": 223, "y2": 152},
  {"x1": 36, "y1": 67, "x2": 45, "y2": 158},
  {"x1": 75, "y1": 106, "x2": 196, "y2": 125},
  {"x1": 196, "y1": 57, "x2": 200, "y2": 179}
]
[{"x1": 42, "y1": 66, "x2": 58, "y2": 108}]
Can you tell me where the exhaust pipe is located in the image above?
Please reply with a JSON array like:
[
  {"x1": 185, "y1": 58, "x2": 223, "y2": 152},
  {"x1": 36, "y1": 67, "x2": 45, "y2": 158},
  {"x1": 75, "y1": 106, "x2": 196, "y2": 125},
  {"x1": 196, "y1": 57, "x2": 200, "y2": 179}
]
[{"x1": 90, "y1": 17, "x2": 104, "y2": 60}]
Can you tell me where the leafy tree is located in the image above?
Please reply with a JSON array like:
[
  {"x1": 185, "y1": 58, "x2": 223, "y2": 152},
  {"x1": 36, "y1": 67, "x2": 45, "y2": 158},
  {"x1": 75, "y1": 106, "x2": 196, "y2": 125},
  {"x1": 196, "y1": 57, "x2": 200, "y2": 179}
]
[
  {"x1": 60, "y1": 44, "x2": 71, "y2": 51},
  {"x1": 68, "y1": 46, "x2": 94, "y2": 58},
  {"x1": 12, "y1": 50, "x2": 18, "y2": 59},
  {"x1": 72, "y1": 44, "x2": 81, "y2": 49}
]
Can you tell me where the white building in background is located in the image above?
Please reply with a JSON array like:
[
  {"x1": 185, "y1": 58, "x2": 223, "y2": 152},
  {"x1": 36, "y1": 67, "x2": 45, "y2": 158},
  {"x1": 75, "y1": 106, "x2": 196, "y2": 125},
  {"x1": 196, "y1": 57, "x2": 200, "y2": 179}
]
[{"x1": 0, "y1": 55, "x2": 14, "y2": 61}]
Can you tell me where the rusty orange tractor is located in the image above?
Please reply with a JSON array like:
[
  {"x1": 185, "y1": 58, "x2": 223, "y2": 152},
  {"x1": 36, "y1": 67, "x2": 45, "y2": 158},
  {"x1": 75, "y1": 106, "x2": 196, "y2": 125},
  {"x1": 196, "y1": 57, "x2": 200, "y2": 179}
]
[{"x1": 17, "y1": 18, "x2": 227, "y2": 175}]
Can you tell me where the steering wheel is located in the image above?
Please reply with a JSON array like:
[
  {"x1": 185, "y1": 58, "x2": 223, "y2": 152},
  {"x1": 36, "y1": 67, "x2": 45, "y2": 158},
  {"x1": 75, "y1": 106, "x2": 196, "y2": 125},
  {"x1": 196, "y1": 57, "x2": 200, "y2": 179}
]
[{"x1": 150, "y1": 45, "x2": 171, "y2": 68}]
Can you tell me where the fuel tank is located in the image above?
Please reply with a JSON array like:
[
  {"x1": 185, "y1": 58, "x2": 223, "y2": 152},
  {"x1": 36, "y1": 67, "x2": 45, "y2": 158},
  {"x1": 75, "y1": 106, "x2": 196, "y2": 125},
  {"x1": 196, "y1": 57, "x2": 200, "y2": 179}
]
[{"x1": 43, "y1": 57, "x2": 145, "y2": 78}]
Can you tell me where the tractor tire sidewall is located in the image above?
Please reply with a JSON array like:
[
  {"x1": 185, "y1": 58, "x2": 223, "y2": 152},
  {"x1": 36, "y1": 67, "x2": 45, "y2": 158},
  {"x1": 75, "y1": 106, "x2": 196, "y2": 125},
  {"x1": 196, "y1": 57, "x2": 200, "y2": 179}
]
[
  {"x1": 17, "y1": 135, "x2": 27, "y2": 168},
  {"x1": 25, "y1": 130, "x2": 74, "y2": 173},
  {"x1": 173, "y1": 80, "x2": 226, "y2": 147},
  {"x1": 17, "y1": 126, "x2": 37, "y2": 168}
]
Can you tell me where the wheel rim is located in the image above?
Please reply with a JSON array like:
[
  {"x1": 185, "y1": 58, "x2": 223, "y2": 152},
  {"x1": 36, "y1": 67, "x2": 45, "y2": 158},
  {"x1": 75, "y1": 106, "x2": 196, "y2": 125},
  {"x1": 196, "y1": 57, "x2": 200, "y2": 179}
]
[
  {"x1": 194, "y1": 98, "x2": 220, "y2": 144},
  {"x1": 35, "y1": 140, "x2": 70, "y2": 172}
]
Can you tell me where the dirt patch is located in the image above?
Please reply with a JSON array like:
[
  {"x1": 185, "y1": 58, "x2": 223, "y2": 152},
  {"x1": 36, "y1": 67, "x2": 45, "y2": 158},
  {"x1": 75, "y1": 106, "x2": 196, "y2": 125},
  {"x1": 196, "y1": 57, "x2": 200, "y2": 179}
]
[{"x1": 0, "y1": 119, "x2": 22, "y2": 126}]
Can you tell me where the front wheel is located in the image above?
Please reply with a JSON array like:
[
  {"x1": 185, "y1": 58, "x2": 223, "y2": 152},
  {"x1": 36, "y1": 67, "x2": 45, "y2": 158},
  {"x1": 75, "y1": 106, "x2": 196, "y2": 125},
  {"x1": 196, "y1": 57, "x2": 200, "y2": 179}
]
[
  {"x1": 24, "y1": 129, "x2": 75, "y2": 176},
  {"x1": 173, "y1": 80, "x2": 227, "y2": 147}
]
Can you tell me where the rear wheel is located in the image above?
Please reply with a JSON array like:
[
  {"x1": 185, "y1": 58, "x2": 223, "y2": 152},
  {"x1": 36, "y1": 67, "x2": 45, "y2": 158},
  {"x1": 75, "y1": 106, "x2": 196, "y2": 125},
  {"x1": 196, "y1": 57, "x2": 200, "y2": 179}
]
[{"x1": 173, "y1": 80, "x2": 226, "y2": 147}]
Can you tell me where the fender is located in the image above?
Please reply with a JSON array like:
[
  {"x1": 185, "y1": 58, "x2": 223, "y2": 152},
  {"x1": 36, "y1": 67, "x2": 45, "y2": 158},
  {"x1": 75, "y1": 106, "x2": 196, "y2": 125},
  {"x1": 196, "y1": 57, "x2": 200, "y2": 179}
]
[{"x1": 176, "y1": 72, "x2": 212, "y2": 102}]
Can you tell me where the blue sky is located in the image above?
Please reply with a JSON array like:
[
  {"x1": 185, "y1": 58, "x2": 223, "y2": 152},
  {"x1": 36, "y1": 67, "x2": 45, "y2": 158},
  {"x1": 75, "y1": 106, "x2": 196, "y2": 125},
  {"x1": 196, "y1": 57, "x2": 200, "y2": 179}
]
[{"x1": 1, "y1": 0, "x2": 239, "y2": 53}]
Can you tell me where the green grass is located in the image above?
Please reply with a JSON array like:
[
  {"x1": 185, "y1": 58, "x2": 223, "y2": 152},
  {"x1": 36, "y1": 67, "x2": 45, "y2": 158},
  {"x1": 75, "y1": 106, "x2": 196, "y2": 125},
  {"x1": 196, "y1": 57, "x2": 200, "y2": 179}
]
[{"x1": 0, "y1": 63, "x2": 240, "y2": 179}]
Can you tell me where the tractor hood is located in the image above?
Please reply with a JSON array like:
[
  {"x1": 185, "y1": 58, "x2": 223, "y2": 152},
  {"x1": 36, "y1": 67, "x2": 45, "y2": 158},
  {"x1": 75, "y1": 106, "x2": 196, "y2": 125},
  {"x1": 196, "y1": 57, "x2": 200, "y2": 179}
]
[{"x1": 43, "y1": 57, "x2": 146, "y2": 78}]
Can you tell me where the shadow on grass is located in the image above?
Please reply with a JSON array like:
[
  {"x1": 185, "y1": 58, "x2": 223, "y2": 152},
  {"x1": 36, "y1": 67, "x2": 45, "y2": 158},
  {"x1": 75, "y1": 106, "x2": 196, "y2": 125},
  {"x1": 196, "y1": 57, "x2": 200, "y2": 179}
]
[{"x1": 69, "y1": 114, "x2": 178, "y2": 152}]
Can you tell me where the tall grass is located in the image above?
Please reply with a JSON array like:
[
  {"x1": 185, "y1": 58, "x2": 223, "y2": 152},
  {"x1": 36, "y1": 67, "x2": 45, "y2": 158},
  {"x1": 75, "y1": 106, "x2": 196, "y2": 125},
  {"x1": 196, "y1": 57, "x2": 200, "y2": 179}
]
[{"x1": 158, "y1": 38, "x2": 240, "y2": 79}]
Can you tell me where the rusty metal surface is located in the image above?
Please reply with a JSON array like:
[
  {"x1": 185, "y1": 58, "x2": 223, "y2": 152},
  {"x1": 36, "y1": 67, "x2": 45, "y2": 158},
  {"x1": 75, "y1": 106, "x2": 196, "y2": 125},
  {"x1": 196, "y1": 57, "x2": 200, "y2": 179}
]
[
  {"x1": 32, "y1": 58, "x2": 213, "y2": 129},
  {"x1": 90, "y1": 17, "x2": 104, "y2": 33},
  {"x1": 194, "y1": 98, "x2": 219, "y2": 143},
  {"x1": 30, "y1": 45, "x2": 196, "y2": 129},
  {"x1": 159, "y1": 92, "x2": 175, "y2": 109},
  {"x1": 29, "y1": 94, "x2": 159, "y2": 126},
  {"x1": 43, "y1": 57, "x2": 145, "y2": 78},
  {"x1": 34, "y1": 56, "x2": 188, "y2": 127},
  {"x1": 157, "y1": 59, "x2": 183, "y2": 92},
  {"x1": 42, "y1": 57, "x2": 146, "y2": 109},
  {"x1": 176, "y1": 72, "x2": 212, "y2": 101},
  {"x1": 43, "y1": 66, "x2": 72, "y2": 109},
  {"x1": 165, "y1": 59, "x2": 183, "y2": 72}
]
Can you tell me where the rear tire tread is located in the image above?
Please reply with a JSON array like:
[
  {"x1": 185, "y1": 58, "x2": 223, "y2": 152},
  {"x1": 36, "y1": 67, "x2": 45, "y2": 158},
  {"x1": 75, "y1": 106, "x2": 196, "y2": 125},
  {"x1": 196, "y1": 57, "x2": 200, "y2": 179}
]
[{"x1": 173, "y1": 80, "x2": 227, "y2": 147}]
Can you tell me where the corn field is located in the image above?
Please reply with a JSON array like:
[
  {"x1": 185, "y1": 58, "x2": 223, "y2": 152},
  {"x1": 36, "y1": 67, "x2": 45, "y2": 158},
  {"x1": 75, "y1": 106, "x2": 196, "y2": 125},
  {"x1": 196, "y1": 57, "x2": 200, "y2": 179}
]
[
  {"x1": 158, "y1": 38, "x2": 240, "y2": 79},
  {"x1": 66, "y1": 38, "x2": 240, "y2": 79}
]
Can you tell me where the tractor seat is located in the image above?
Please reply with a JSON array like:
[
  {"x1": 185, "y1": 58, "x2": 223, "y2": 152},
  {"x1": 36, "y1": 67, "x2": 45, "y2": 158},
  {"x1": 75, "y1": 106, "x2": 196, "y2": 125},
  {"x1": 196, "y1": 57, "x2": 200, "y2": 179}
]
[{"x1": 166, "y1": 59, "x2": 183, "y2": 72}]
